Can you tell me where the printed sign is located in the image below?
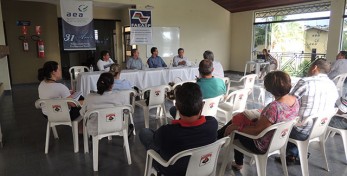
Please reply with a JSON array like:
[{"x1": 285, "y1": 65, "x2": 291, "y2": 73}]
[
  {"x1": 60, "y1": 0, "x2": 95, "y2": 50},
  {"x1": 52, "y1": 105, "x2": 62, "y2": 112},
  {"x1": 199, "y1": 153, "x2": 212, "y2": 166},
  {"x1": 320, "y1": 117, "x2": 328, "y2": 126},
  {"x1": 280, "y1": 128, "x2": 289, "y2": 138},
  {"x1": 129, "y1": 9, "x2": 152, "y2": 44},
  {"x1": 209, "y1": 102, "x2": 215, "y2": 109},
  {"x1": 155, "y1": 90, "x2": 161, "y2": 96},
  {"x1": 106, "y1": 113, "x2": 116, "y2": 122}
]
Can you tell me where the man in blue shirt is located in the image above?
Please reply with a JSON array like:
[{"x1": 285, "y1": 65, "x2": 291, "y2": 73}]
[{"x1": 147, "y1": 47, "x2": 167, "y2": 68}]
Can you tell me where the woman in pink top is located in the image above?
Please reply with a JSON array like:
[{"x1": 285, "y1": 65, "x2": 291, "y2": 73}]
[{"x1": 218, "y1": 71, "x2": 299, "y2": 171}]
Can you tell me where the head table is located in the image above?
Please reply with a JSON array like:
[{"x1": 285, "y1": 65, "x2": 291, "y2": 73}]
[{"x1": 76, "y1": 66, "x2": 199, "y2": 97}]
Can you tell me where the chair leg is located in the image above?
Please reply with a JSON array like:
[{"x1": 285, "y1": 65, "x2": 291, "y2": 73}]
[
  {"x1": 340, "y1": 131, "x2": 347, "y2": 163},
  {"x1": 144, "y1": 107, "x2": 149, "y2": 128},
  {"x1": 123, "y1": 129, "x2": 132, "y2": 165},
  {"x1": 52, "y1": 126, "x2": 59, "y2": 139},
  {"x1": 92, "y1": 137, "x2": 99, "y2": 171},
  {"x1": 218, "y1": 142, "x2": 234, "y2": 176},
  {"x1": 83, "y1": 120, "x2": 89, "y2": 153},
  {"x1": 296, "y1": 141, "x2": 310, "y2": 176},
  {"x1": 129, "y1": 113, "x2": 136, "y2": 135},
  {"x1": 254, "y1": 155, "x2": 267, "y2": 176},
  {"x1": 280, "y1": 147, "x2": 289, "y2": 176},
  {"x1": 161, "y1": 105, "x2": 168, "y2": 125},
  {"x1": 319, "y1": 136, "x2": 329, "y2": 171},
  {"x1": 72, "y1": 122, "x2": 79, "y2": 153},
  {"x1": 45, "y1": 123, "x2": 51, "y2": 154}
]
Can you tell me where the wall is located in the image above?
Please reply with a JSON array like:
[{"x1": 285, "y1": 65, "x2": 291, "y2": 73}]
[
  {"x1": 230, "y1": 11, "x2": 254, "y2": 72},
  {"x1": 98, "y1": 0, "x2": 232, "y2": 70},
  {"x1": 2, "y1": 1, "x2": 61, "y2": 84},
  {"x1": 0, "y1": 0, "x2": 11, "y2": 90}
]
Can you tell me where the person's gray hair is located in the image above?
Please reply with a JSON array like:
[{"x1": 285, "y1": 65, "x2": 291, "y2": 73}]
[
  {"x1": 311, "y1": 58, "x2": 330, "y2": 74},
  {"x1": 199, "y1": 59, "x2": 213, "y2": 76},
  {"x1": 203, "y1": 50, "x2": 214, "y2": 61}
]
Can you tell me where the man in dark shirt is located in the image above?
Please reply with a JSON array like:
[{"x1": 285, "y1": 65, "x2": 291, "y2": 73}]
[{"x1": 139, "y1": 82, "x2": 218, "y2": 176}]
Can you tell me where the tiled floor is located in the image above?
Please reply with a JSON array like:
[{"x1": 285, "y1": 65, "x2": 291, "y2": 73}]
[{"x1": 1, "y1": 75, "x2": 347, "y2": 176}]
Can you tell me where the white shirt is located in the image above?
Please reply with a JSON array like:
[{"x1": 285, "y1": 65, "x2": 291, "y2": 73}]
[
  {"x1": 38, "y1": 81, "x2": 70, "y2": 99},
  {"x1": 290, "y1": 74, "x2": 338, "y2": 135},
  {"x1": 97, "y1": 59, "x2": 114, "y2": 72},
  {"x1": 212, "y1": 61, "x2": 224, "y2": 78},
  {"x1": 79, "y1": 91, "x2": 129, "y2": 117},
  {"x1": 328, "y1": 59, "x2": 347, "y2": 79},
  {"x1": 172, "y1": 55, "x2": 188, "y2": 67}
]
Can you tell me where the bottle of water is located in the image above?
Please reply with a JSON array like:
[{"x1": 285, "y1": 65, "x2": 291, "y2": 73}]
[{"x1": 89, "y1": 64, "x2": 93, "y2": 72}]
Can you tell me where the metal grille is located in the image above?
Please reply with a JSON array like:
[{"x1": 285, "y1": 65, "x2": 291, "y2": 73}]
[{"x1": 255, "y1": 2, "x2": 331, "y2": 19}]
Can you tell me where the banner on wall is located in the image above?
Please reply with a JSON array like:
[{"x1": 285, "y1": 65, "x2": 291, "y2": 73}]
[
  {"x1": 129, "y1": 9, "x2": 152, "y2": 45},
  {"x1": 60, "y1": 0, "x2": 95, "y2": 50}
]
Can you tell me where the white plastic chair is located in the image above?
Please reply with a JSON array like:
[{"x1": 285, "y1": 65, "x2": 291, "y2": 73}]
[
  {"x1": 69, "y1": 66, "x2": 89, "y2": 91},
  {"x1": 326, "y1": 114, "x2": 347, "y2": 163},
  {"x1": 114, "y1": 89, "x2": 137, "y2": 135},
  {"x1": 216, "y1": 88, "x2": 250, "y2": 125},
  {"x1": 135, "y1": 85, "x2": 171, "y2": 128},
  {"x1": 144, "y1": 137, "x2": 230, "y2": 176},
  {"x1": 83, "y1": 106, "x2": 132, "y2": 171},
  {"x1": 35, "y1": 98, "x2": 82, "y2": 154},
  {"x1": 201, "y1": 95, "x2": 223, "y2": 117},
  {"x1": 230, "y1": 74, "x2": 257, "y2": 100},
  {"x1": 288, "y1": 108, "x2": 338, "y2": 176},
  {"x1": 221, "y1": 77, "x2": 231, "y2": 96},
  {"x1": 332, "y1": 73, "x2": 347, "y2": 97},
  {"x1": 219, "y1": 118, "x2": 298, "y2": 176}
]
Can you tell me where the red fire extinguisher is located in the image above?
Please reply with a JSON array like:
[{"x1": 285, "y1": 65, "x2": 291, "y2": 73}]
[{"x1": 37, "y1": 39, "x2": 44, "y2": 58}]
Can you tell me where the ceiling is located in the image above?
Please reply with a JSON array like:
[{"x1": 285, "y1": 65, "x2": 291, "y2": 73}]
[
  {"x1": 211, "y1": 0, "x2": 320, "y2": 13},
  {"x1": 18, "y1": 0, "x2": 130, "y2": 9}
]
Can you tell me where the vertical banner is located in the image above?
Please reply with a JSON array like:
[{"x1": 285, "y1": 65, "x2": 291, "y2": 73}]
[
  {"x1": 60, "y1": 0, "x2": 95, "y2": 50},
  {"x1": 129, "y1": 9, "x2": 152, "y2": 45}
]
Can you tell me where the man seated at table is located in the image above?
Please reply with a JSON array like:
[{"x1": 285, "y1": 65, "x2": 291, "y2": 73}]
[
  {"x1": 203, "y1": 50, "x2": 224, "y2": 78},
  {"x1": 139, "y1": 82, "x2": 218, "y2": 175},
  {"x1": 147, "y1": 47, "x2": 167, "y2": 68},
  {"x1": 126, "y1": 49, "x2": 143, "y2": 70},
  {"x1": 172, "y1": 48, "x2": 188, "y2": 67},
  {"x1": 97, "y1": 50, "x2": 115, "y2": 72},
  {"x1": 328, "y1": 51, "x2": 347, "y2": 79}
]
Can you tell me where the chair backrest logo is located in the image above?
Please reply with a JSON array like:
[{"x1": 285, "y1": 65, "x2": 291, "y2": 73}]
[
  {"x1": 281, "y1": 128, "x2": 289, "y2": 138},
  {"x1": 52, "y1": 105, "x2": 62, "y2": 112},
  {"x1": 209, "y1": 102, "x2": 214, "y2": 108},
  {"x1": 106, "y1": 113, "x2": 116, "y2": 122},
  {"x1": 199, "y1": 153, "x2": 212, "y2": 166},
  {"x1": 320, "y1": 117, "x2": 328, "y2": 125},
  {"x1": 238, "y1": 94, "x2": 243, "y2": 100},
  {"x1": 155, "y1": 90, "x2": 161, "y2": 96}
]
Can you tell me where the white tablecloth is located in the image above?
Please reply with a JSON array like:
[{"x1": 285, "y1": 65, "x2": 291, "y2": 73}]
[{"x1": 76, "y1": 67, "x2": 199, "y2": 97}]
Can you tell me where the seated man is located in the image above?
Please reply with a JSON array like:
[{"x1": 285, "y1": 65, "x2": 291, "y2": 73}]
[
  {"x1": 172, "y1": 48, "x2": 188, "y2": 67},
  {"x1": 329, "y1": 93, "x2": 347, "y2": 129},
  {"x1": 147, "y1": 47, "x2": 167, "y2": 68},
  {"x1": 203, "y1": 50, "x2": 224, "y2": 78},
  {"x1": 328, "y1": 51, "x2": 347, "y2": 79},
  {"x1": 97, "y1": 50, "x2": 114, "y2": 71},
  {"x1": 282, "y1": 59, "x2": 338, "y2": 164},
  {"x1": 197, "y1": 59, "x2": 226, "y2": 99},
  {"x1": 126, "y1": 49, "x2": 143, "y2": 70},
  {"x1": 139, "y1": 82, "x2": 218, "y2": 175}
]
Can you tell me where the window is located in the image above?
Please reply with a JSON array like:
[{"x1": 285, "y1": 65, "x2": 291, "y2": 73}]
[
  {"x1": 253, "y1": 2, "x2": 330, "y2": 54},
  {"x1": 341, "y1": 1, "x2": 347, "y2": 50}
]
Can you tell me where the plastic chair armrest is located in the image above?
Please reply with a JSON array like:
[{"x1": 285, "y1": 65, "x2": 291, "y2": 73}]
[
  {"x1": 233, "y1": 125, "x2": 278, "y2": 140},
  {"x1": 147, "y1": 149, "x2": 171, "y2": 167}
]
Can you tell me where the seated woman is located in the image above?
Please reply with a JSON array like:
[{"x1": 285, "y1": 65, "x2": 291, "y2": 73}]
[
  {"x1": 217, "y1": 71, "x2": 299, "y2": 171},
  {"x1": 37, "y1": 61, "x2": 80, "y2": 120},
  {"x1": 109, "y1": 64, "x2": 133, "y2": 91},
  {"x1": 79, "y1": 72, "x2": 132, "y2": 135}
]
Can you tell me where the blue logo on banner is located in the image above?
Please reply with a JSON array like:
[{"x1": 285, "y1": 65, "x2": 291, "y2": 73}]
[{"x1": 130, "y1": 10, "x2": 151, "y2": 27}]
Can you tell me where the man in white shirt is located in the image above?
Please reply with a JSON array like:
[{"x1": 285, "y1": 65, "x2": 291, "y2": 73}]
[
  {"x1": 97, "y1": 50, "x2": 114, "y2": 72},
  {"x1": 283, "y1": 58, "x2": 338, "y2": 163},
  {"x1": 172, "y1": 48, "x2": 188, "y2": 67},
  {"x1": 203, "y1": 50, "x2": 224, "y2": 78},
  {"x1": 328, "y1": 51, "x2": 347, "y2": 79}
]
